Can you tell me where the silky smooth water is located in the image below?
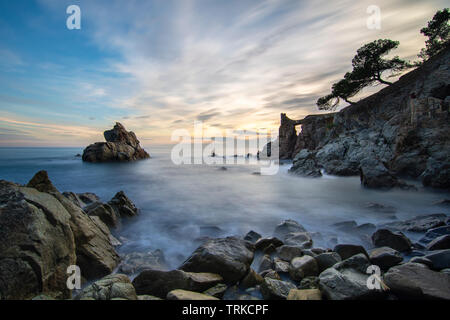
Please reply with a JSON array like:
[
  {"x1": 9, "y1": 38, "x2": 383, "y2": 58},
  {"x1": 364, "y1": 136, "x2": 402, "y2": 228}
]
[{"x1": 0, "y1": 146, "x2": 448, "y2": 268}]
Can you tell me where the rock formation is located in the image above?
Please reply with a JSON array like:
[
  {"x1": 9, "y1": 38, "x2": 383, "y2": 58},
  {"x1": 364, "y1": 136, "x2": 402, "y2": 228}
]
[
  {"x1": 282, "y1": 46, "x2": 450, "y2": 189},
  {"x1": 0, "y1": 171, "x2": 139, "y2": 299},
  {"x1": 82, "y1": 122, "x2": 150, "y2": 163}
]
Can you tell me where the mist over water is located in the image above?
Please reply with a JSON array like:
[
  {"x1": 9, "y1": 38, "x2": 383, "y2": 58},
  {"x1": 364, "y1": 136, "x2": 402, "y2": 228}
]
[{"x1": 0, "y1": 146, "x2": 449, "y2": 269}]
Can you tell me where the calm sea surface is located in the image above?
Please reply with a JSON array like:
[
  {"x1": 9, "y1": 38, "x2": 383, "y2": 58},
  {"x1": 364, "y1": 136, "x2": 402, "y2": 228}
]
[{"x1": 0, "y1": 146, "x2": 448, "y2": 268}]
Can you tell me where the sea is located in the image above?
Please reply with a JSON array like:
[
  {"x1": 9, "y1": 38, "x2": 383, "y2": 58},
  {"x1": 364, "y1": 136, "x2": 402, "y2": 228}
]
[{"x1": 0, "y1": 146, "x2": 448, "y2": 268}]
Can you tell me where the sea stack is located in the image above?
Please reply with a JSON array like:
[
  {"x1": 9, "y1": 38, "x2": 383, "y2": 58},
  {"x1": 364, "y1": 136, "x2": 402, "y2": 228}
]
[{"x1": 82, "y1": 122, "x2": 150, "y2": 163}]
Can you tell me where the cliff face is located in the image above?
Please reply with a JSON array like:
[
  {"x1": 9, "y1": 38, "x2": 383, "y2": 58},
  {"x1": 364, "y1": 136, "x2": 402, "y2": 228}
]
[{"x1": 285, "y1": 46, "x2": 450, "y2": 189}]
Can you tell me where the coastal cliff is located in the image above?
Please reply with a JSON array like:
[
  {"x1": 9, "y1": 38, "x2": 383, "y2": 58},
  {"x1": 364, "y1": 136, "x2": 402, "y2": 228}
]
[{"x1": 281, "y1": 46, "x2": 450, "y2": 189}]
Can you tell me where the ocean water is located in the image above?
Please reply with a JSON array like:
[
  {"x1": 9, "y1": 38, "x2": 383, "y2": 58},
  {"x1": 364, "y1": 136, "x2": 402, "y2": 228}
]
[{"x1": 0, "y1": 146, "x2": 449, "y2": 268}]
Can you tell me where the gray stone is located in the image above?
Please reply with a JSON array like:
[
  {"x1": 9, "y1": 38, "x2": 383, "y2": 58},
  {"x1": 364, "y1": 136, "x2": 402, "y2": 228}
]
[
  {"x1": 289, "y1": 255, "x2": 319, "y2": 281},
  {"x1": 258, "y1": 254, "x2": 273, "y2": 273},
  {"x1": 260, "y1": 278, "x2": 297, "y2": 300},
  {"x1": 384, "y1": 262, "x2": 450, "y2": 300},
  {"x1": 273, "y1": 220, "x2": 307, "y2": 241},
  {"x1": 427, "y1": 235, "x2": 450, "y2": 250},
  {"x1": 369, "y1": 247, "x2": 403, "y2": 270},
  {"x1": 371, "y1": 229, "x2": 412, "y2": 252},
  {"x1": 276, "y1": 245, "x2": 304, "y2": 262},
  {"x1": 75, "y1": 274, "x2": 137, "y2": 300},
  {"x1": 334, "y1": 244, "x2": 369, "y2": 260},
  {"x1": 315, "y1": 252, "x2": 342, "y2": 272},
  {"x1": 424, "y1": 249, "x2": 450, "y2": 270},
  {"x1": 255, "y1": 237, "x2": 284, "y2": 251},
  {"x1": 180, "y1": 237, "x2": 255, "y2": 283},
  {"x1": 383, "y1": 214, "x2": 448, "y2": 233},
  {"x1": 244, "y1": 231, "x2": 262, "y2": 243}
]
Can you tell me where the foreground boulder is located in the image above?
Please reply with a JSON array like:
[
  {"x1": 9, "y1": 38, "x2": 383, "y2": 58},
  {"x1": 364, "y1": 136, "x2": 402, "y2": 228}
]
[
  {"x1": 75, "y1": 274, "x2": 137, "y2": 300},
  {"x1": 82, "y1": 122, "x2": 150, "y2": 163},
  {"x1": 319, "y1": 254, "x2": 384, "y2": 300},
  {"x1": 132, "y1": 269, "x2": 223, "y2": 298},
  {"x1": 384, "y1": 263, "x2": 450, "y2": 300},
  {"x1": 180, "y1": 237, "x2": 255, "y2": 283},
  {"x1": 0, "y1": 180, "x2": 76, "y2": 300}
]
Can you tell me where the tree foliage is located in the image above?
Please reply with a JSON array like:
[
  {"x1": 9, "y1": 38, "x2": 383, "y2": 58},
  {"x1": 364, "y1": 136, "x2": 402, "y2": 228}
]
[
  {"x1": 317, "y1": 39, "x2": 410, "y2": 110},
  {"x1": 418, "y1": 8, "x2": 450, "y2": 61}
]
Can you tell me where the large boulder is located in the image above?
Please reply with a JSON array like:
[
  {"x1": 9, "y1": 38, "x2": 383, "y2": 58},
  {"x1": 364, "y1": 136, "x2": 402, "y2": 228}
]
[
  {"x1": 75, "y1": 274, "x2": 137, "y2": 300},
  {"x1": 315, "y1": 252, "x2": 342, "y2": 273},
  {"x1": 260, "y1": 278, "x2": 297, "y2": 300},
  {"x1": 384, "y1": 263, "x2": 450, "y2": 300},
  {"x1": 82, "y1": 122, "x2": 150, "y2": 162},
  {"x1": 179, "y1": 237, "x2": 255, "y2": 283},
  {"x1": 334, "y1": 244, "x2": 369, "y2": 260},
  {"x1": 0, "y1": 180, "x2": 76, "y2": 300},
  {"x1": 319, "y1": 254, "x2": 383, "y2": 300},
  {"x1": 132, "y1": 269, "x2": 223, "y2": 298},
  {"x1": 28, "y1": 171, "x2": 120, "y2": 280},
  {"x1": 372, "y1": 229, "x2": 412, "y2": 252},
  {"x1": 85, "y1": 202, "x2": 120, "y2": 228},
  {"x1": 427, "y1": 235, "x2": 450, "y2": 251},
  {"x1": 289, "y1": 256, "x2": 319, "y2": 281}
]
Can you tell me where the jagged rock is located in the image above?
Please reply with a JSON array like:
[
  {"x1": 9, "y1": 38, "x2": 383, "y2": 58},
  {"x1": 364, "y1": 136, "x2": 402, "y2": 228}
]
[
  {"x1": 258, "y1": 254, "x2": 273, "y2": 273},
  {"x1": 427, "y1": 235, "x2": 450, "y2": 250},
  {"x1": 75, "y1": 274, "x2": 137, "y2": 300},
  {"x1": 260, "y1": 278, "x2": 297, "y2": 300},
  {"x1": 273, "y1": 219, "x2": 307, "y2": 240},
  {"x1": 284, "y1": 232, "x2": 313, "y2": 248},
  {"x1": 278, "y1": 113, "x2": 301, "y2": 160},
  {"x1": 371, "y1": 229, "x2": 412, "y2": 252},
  {"x1": 118, "y1": 250, "x2": 167, "y2": 275},
  {"x1": 298, "y1": 276, "x2": 320, "y2": 289},
  {"x1": 29, "y1": 172, "x2": 121, "y2": 280},
  {"x1": 261, "y1": 270, "x2": 281, "y2": 280},
  {"x1": 85, "y1": 201, "x2": 120, "y2": 228},
  {"x1": 424, "y1": 249, "x2": 450, "y2": 270},
  {"x1": 289, "y1": 256, "x2": 319, "y2": 281},
  {"x1": 382, "y1": 214, "x2": 448, "y2": 232},
  {"x1": 334, "y1": 244, "x2": 369, "y2": 260},
  {"x1": 82, "y1": 122, "x2": 150, "y2": 162},
  {"x1": 179, "y1": 237, "x2": 255, "y2": 283},
  {"x1": 255, "y1": 237, "x2": 284, "y2": 252},
  {"x1": 369, "y1": 247, "x2": 403, "y2": 270},
  {"x1": 384, "y1": 262, "x2": 450, "y2": 300},
  {"x1": 315, "y1": 252, "x2": 342, "y2": 273},
  {"x1": 287, "y1": 289, "x2": 322, "y2": 300},
  {"x1": 167, "y1": 289, "x2": 219, "y2": 300},
  {"x1": 243, "y1": 231, "x2": 262, "y2": 243},
  {"x1": 360, "y1": 158, "x2": 413, "y2": 190},
  {"x1": 319, "y1": 254, "x2": 382, "y2": 300},
  {"x1": 0, "y1": 179, "x2": 76, "y2": 300},
  {"x1": 132, "y1": 269, "x2": 223, "y2": 298},
  {"x1": 289, "y1": 150, "x2": 322, "y2": 177},
  {"x1": 108, "y1": 191, "x2": 138, "y2": 218},
  {"x1": 63, "y1": 192, "x2": 99, "y2": 209},
  {"x1": 273, "y1": 258, "x2": 290, "y2": 273},
  {"x1": 240, "y1": 269, "x2": 263, "y2": 289},
  {"x1": 276, "y1": 245, "x2": 304, "y2": 262},
  {"x1": 203, "y1": 283, "x2": 228, "y2": 299}
]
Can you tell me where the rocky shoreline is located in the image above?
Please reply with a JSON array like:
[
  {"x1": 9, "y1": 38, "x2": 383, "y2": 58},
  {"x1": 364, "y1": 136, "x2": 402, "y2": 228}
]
[
  {"x1": 1, "y1": 171, "x2": 449, "y2": 300},
  {"x1": 274, "y1": 47, "x2": 449, "y2": 190}
]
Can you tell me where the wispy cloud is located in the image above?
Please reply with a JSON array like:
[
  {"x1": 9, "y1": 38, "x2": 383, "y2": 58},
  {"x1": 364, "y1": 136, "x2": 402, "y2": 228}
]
[{"x1": 0, "y1": 0, "x2": 448, "y2": 145}]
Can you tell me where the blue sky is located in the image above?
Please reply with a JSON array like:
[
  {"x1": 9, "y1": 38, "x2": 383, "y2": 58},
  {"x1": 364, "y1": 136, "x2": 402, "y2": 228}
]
[{"x1": 0, "y1": 0, "x2": 448, "y2": 146}]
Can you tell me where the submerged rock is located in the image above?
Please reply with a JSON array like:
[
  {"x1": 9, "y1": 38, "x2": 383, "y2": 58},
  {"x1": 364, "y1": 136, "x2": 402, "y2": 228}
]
[
  {"x1": 180, "y1": 237, "x2": 255, "y2": 283},
  {"x1": 82, "y1": 122, "x2": 150, "y2": 163},
  {"x1": 382, "y1": 214, "x2": 448, "y2": 232}
]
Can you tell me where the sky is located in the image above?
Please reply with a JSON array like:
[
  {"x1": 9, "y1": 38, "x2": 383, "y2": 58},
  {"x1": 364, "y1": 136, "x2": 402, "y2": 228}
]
[{"x1": 0, "y1": 0, "x2": 447, "y2": 147}]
